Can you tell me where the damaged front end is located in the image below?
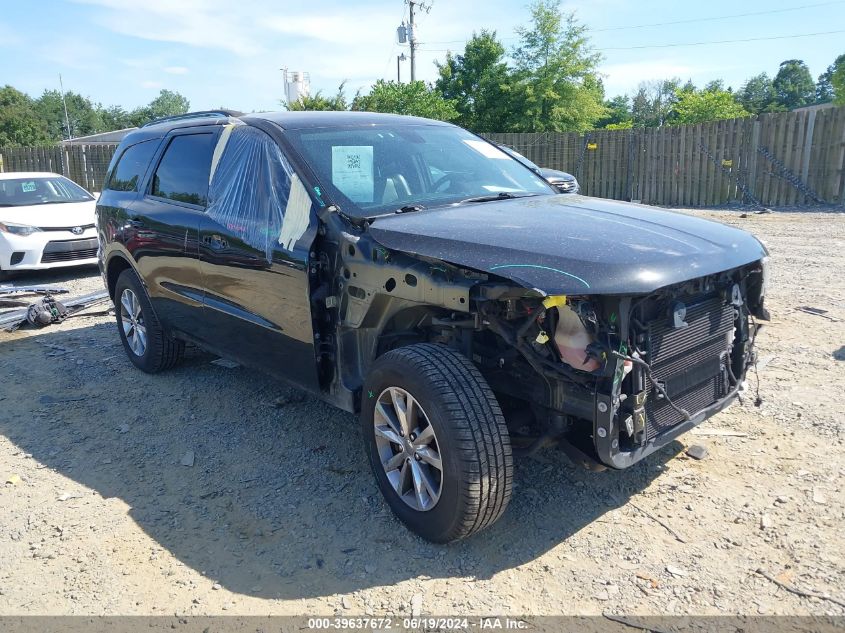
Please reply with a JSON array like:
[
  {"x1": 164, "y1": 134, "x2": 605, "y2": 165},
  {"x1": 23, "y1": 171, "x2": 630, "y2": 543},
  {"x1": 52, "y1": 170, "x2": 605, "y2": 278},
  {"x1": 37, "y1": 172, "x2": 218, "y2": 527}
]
[{"x1": 470, "y1": 259, "x2": 768, "y2": 470}]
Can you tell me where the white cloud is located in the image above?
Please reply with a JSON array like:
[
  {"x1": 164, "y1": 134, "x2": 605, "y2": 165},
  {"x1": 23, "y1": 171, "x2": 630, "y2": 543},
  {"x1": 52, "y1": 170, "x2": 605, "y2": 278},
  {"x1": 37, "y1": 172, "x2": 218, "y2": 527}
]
[
  {"x1": 71, "y1": 0, "x2": 264, "y2": 56},
  {"x1": 164, "y1": 66, "x2": 189, "y2": 75},
  {"x1": 141, "y1": 80, "x2": 162, "y2": 89}
]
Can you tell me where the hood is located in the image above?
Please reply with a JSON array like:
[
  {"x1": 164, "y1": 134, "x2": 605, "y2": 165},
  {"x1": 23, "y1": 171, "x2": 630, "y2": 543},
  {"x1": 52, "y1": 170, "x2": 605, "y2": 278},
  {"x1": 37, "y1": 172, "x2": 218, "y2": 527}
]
[
  {"x1": 0, "y1": 200, "x2": 96, "y2": 229},
  {"x1": 368, "y1": 195, "x2": 767, "y2": 295},
  {"x1": 538, "y1": 168, "x2": 575, "y2": 182}
]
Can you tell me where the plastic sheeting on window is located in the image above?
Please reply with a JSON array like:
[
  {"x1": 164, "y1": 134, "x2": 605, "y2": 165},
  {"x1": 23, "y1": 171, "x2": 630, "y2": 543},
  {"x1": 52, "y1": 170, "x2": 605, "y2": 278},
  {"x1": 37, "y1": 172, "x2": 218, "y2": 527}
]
[{"x1": 206, "y1": 124, "x2": 312, "y2": 261}]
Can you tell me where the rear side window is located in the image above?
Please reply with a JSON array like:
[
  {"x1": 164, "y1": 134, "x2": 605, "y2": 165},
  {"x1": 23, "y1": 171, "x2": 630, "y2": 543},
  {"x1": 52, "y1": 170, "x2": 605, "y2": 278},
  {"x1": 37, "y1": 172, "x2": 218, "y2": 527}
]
[
  {"x1": 150, "y1": 133, "x2": 215, "y2": 207},
  {"x1": 106, "y1": 140, "x2": 158, "y2": 192}
]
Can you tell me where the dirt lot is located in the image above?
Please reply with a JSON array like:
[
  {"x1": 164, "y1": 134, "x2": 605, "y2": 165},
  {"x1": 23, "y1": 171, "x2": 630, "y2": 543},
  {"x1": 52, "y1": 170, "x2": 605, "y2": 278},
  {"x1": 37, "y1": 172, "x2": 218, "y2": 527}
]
[{"x1": 0, "y1": 210, "x2": 843, "y2": 617}]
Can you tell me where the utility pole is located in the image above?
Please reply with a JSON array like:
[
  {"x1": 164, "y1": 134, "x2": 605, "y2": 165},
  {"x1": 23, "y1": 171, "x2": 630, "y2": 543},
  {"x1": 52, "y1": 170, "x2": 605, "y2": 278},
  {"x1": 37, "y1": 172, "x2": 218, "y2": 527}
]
[
  {"x1": 58, "y1": 74, "x2": 72, "y2": 140},
  {"x1": 405, "y1": 0, "x2": 430, "y2": 82},
  {"x1": 409, "y1": 0, "x2": 416, "y2": 82}
]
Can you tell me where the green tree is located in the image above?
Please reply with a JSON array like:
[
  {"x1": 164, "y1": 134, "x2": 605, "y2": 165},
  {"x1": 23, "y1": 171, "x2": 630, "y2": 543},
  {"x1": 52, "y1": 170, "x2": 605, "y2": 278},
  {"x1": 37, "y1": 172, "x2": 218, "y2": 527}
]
[
  {"x1": 352, "y1": 80, "x2": 458, "y2": 121},
  {"x1": 285, "y1": 82, "x2": 349, "y2": 111},
  {"x1": 126, "y1": 89, "x2": 191, "y2": 127},
  {"x1": 507, "y1": 1, "x2": 604, "y2": 131},
  {"x1": 595, "y1": 94, "x2": 631, "y2": 128},
  {"x1": 833, "y1": 54, "x2": 845, "y2": 105},
  {"x1": 671, "y1": 88, "x2": 750, "y2": 125},
  {"x1": 145, "y1": 89, "x2": 190, "y2": 120},
  {"x1": 0, "y1": 86, "x2": 51, "y2": 146},
  {"x1": 98, "y1": 105, "x2": 135, "y2": 130},
  {"x1": 736, "y1": 73, "x2": 779, "y2": 114},
  {"x1": 631, "y1": 78, "x2": 680, "y2": 127},
  {"x1": 34, "y1": 90, "x2": 105, "y2": 140},
  {"x1": 773, "y1": 59, "x2": 815, "y2": 109},
  {"x1": 703, "y1": 79, "x2": 727, "y2": 93},
  {"x1": 815, "y1": 66, "x2": 835, "y2": 103},
  {"x1": 435, "y1": 30, "x2": 512, "y2": 130}
]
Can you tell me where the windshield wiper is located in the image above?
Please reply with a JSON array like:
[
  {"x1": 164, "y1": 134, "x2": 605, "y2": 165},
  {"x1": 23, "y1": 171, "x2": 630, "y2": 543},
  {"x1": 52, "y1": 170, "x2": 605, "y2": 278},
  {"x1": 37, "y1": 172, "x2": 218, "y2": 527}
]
[
  {"x1": 393, "y1": 204, "x2": 425, "y2": 214},
  {"x1": 459, "y1": 192, "x2": 541, "y2": 204}
]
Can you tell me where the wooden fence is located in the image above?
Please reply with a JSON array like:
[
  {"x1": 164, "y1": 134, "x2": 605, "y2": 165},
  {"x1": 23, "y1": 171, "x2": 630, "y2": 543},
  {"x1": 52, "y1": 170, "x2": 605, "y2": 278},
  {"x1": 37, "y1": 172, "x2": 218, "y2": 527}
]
[
  {"x1": 2, "y1": 106, "x2": 844, "y2": 207},
  {"x1": 488, "y1": 105, "x2": 845, "y2": 207},
  {"x1": 0, "y1": 144, "x2": 118, "y2": 193}
]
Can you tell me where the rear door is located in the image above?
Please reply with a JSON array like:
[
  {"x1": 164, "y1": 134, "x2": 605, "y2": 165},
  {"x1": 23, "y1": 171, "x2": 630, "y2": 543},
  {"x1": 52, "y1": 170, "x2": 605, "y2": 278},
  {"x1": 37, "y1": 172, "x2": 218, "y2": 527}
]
[
  {"x1": 128, "y1": 128, "x2": 219, "y2": 333},
  {"x1": 197, "y1": 123, "x2": 320, "y2": 390}
]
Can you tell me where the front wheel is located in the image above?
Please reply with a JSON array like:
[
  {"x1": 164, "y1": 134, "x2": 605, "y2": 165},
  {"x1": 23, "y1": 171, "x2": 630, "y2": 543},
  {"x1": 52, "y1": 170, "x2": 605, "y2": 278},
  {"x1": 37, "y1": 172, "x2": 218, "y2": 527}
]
[{"x1": 361, "y1": 343, "x2": 512, "y2": 543}]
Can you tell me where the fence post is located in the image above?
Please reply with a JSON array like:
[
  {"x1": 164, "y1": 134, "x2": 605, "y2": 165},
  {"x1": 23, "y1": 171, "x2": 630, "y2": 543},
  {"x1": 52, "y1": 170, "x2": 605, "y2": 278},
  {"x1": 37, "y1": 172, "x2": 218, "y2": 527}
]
[{"x1": 747, "y1": 119, "x2": 761, "y2": 204}]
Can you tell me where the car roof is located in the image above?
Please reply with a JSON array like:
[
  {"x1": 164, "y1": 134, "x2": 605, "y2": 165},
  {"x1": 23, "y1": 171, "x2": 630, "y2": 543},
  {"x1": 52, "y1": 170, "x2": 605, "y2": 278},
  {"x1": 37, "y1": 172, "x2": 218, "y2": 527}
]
[
  {"x1": 244, "y1": 111, "x2": 455, "y2": 130},
  {"x1": 118, "y1": 110, "x2": 456, "y2": 150},
  {"x1": 0, "y1": 171, "x2": 63, "y2": 180}
]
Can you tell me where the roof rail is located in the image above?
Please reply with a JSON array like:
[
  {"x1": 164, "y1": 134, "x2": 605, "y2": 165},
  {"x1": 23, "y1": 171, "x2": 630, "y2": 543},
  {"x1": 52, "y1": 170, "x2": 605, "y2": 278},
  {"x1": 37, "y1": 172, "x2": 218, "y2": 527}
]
[{"x1": 142, "y1": 109, "x2": 244, "y2": 128}]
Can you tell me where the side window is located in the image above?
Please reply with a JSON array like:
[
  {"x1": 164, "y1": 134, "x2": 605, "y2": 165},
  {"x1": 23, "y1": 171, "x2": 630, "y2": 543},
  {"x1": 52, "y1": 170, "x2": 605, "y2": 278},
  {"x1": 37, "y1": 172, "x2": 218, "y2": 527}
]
[
  {"x1": 205, "y1": 125, "x2": 312, "y2": 261},
  {"x1": 150, "y1": 133, "x2": 215, "y2": 207},
  {"x1": 106, "y1": 140, "x2": 158, "y2": 192}
]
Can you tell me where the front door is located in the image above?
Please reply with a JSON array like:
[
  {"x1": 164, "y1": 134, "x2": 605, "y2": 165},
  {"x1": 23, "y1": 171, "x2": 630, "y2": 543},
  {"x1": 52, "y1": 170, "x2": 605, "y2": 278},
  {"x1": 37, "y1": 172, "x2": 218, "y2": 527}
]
[{"x1": 197, "y1": 124, "x2": 320, "y2": 390}]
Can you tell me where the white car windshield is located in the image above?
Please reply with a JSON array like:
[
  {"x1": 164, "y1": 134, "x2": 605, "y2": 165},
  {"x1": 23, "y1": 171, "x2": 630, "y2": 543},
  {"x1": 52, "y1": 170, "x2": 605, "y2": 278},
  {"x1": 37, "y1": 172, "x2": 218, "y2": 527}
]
[
  {"x1": 284, "y1": 124, "x2": 554, "y2": 217},
  {"x1": 0, "y1": 176, "x2": 94, "y2": 207}
]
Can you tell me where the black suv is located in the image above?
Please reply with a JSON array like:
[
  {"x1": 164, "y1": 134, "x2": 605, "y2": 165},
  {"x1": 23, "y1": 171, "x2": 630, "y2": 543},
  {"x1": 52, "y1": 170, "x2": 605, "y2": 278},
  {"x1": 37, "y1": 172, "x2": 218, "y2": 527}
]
[{"x1": 97, "y1": 110, "x2": 769, "y2": 543}]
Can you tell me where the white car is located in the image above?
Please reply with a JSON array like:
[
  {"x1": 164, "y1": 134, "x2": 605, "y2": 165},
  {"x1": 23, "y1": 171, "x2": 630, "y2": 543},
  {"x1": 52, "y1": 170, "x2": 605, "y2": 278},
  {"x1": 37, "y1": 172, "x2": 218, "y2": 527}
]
[{"x1": 0, "y1": 172, "x2": 98, "y2": 280}]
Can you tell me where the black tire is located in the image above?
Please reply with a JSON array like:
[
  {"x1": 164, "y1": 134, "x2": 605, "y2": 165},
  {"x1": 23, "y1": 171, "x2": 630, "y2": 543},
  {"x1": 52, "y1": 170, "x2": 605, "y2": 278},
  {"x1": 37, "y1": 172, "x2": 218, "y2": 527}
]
[
  {"x1": 361, "y1": 343, "x2": 512, "y2": 543},
  {"x1": 114, "y1": 268, "x2": 184, "y2": 373}
]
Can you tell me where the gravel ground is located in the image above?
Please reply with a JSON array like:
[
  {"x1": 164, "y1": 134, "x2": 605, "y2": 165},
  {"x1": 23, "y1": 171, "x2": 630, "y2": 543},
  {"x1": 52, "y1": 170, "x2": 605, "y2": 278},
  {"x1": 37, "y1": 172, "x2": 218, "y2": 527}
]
[{"x1": 0, "y1": 210, "x2": 843, "y2": 617}]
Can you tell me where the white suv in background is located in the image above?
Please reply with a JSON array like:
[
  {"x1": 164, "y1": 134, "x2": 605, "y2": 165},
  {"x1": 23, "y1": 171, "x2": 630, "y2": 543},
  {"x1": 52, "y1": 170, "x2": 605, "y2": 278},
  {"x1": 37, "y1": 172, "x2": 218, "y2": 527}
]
[{"x1": 0, "y1": 172, "x2": 98, "y2": 280}]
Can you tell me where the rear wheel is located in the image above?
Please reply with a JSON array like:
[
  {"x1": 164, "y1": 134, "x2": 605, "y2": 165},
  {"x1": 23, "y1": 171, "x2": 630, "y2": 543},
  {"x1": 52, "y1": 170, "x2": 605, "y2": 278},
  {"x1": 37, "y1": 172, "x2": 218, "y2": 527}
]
[
  {"x1": 114, "y1": 269, "x2": 184, "y2": 373},
  {"x1": 361, "y1": 343, "x2": 512, "y2": 543}
]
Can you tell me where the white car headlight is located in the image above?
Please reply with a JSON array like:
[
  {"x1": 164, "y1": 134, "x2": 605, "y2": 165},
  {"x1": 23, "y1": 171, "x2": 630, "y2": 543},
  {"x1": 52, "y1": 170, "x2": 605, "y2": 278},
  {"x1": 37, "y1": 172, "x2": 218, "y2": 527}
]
[{"x1": 0, "y1": 221, "x2": 42, "y2": 236}]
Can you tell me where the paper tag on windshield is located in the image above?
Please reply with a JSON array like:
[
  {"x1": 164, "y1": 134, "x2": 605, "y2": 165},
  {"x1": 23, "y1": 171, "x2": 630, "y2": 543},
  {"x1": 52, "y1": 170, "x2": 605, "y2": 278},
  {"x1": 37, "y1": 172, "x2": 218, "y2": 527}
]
[
  {"x1": 332, "y1": 146, "x2": 374, "y2": 203},
  {"x1": 463, "y1": 140, "x2": 509, "y2": 159},
  {"x1": 21, "y1": 181, "x2": 36, "y2": 192}
]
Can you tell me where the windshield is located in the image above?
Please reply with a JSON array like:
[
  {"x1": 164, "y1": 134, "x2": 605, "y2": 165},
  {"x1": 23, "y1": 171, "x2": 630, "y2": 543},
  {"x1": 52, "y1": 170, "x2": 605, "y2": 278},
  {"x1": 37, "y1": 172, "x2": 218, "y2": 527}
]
[
  {"x1": 498, "y1": 145, "x2": 540, "y2": 171},
  {"x1": 283, "y1": 124, "x2": 554, "y2": 217},
  {"x1": 0, "y1": 176, "x2": 94, "y2": 207}
]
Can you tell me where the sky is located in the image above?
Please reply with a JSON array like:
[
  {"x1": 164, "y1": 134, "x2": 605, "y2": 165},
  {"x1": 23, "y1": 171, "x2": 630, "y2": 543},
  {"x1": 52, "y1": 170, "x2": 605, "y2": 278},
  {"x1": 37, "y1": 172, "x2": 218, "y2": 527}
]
[{"x1": 1, "y1": 0, "x2": 843, "y2": 113}]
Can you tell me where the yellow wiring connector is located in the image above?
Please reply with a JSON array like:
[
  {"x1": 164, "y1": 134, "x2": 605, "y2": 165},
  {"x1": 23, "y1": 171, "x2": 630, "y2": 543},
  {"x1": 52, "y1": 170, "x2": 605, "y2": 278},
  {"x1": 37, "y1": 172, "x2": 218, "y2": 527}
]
[{"x1": 542, "y1": 295, "x2": 567, "y2": 309}]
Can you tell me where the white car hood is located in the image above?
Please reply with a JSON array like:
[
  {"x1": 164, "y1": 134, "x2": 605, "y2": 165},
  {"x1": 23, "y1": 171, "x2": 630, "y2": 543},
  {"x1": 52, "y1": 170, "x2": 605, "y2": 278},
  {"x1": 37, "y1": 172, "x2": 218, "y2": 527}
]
[{"x1": 0, "y1": 201, "x2": 96, "y2": 229}]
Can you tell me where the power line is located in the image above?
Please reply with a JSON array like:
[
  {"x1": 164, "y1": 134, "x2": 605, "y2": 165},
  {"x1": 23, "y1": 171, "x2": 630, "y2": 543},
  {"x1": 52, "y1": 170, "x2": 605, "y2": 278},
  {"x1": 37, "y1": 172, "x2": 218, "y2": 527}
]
[
  {"x1": 598, "y1": 28, "x2": 845, "y2": 51},
  {"x1": 418, "y1": 28, "x2": 845, "y2": 54},
  {"x1": 593, "y1": 0, "x2": 845, "y2": 32}
]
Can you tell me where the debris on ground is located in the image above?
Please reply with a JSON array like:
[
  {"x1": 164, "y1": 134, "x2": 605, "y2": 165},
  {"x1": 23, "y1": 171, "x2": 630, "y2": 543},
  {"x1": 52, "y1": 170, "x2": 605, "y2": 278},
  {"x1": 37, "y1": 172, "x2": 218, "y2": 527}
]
[
  {"x1": 180, "y1": 451, "x2": 196, "y2": 467},
  {"x1": 0, "y1": 284, "x2": 70, "y2": 296},
  {"x1": 1, "y1": 289, "x2": 109, "y2": 331},
  {"x1": 795, "y1": 306, "x2": 840, "y2": 321},
  {"x1": 685, "y1": 445, "x2": 709, "y2": 460},
  {"x1": 755, "y1": 569, "x2": 845, "y2": 609}
]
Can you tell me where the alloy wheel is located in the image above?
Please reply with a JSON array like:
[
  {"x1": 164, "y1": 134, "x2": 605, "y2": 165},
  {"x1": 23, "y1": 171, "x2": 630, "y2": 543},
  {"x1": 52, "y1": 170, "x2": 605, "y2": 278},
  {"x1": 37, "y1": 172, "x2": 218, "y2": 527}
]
[
  {"x1": 119, "y1": 288, "x2": 147, "y2": 357},
  {"x1": 373, "y1": 386, "x2": 443, "y2": 511}
]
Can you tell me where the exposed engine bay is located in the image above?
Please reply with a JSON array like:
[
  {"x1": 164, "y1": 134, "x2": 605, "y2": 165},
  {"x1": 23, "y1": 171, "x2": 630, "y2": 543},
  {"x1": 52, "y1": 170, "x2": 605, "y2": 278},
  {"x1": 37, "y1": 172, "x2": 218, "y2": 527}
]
[{"x1": 463, "y1": 261, "x2": 769, "y2": 469}]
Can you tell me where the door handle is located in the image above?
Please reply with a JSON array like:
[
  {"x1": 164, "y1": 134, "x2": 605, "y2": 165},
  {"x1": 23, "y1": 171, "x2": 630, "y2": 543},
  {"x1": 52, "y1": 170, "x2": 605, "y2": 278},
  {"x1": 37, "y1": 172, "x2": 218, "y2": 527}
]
[{"x1": 203, "y1": 234, "x2": 227, "y2": 250}]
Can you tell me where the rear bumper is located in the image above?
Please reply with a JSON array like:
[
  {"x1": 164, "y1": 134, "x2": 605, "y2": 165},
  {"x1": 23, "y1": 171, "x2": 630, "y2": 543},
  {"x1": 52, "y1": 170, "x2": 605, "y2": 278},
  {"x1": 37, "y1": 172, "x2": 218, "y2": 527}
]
[{"x1": 0, "y1": 230, "x2": 98, "y2": 271}]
